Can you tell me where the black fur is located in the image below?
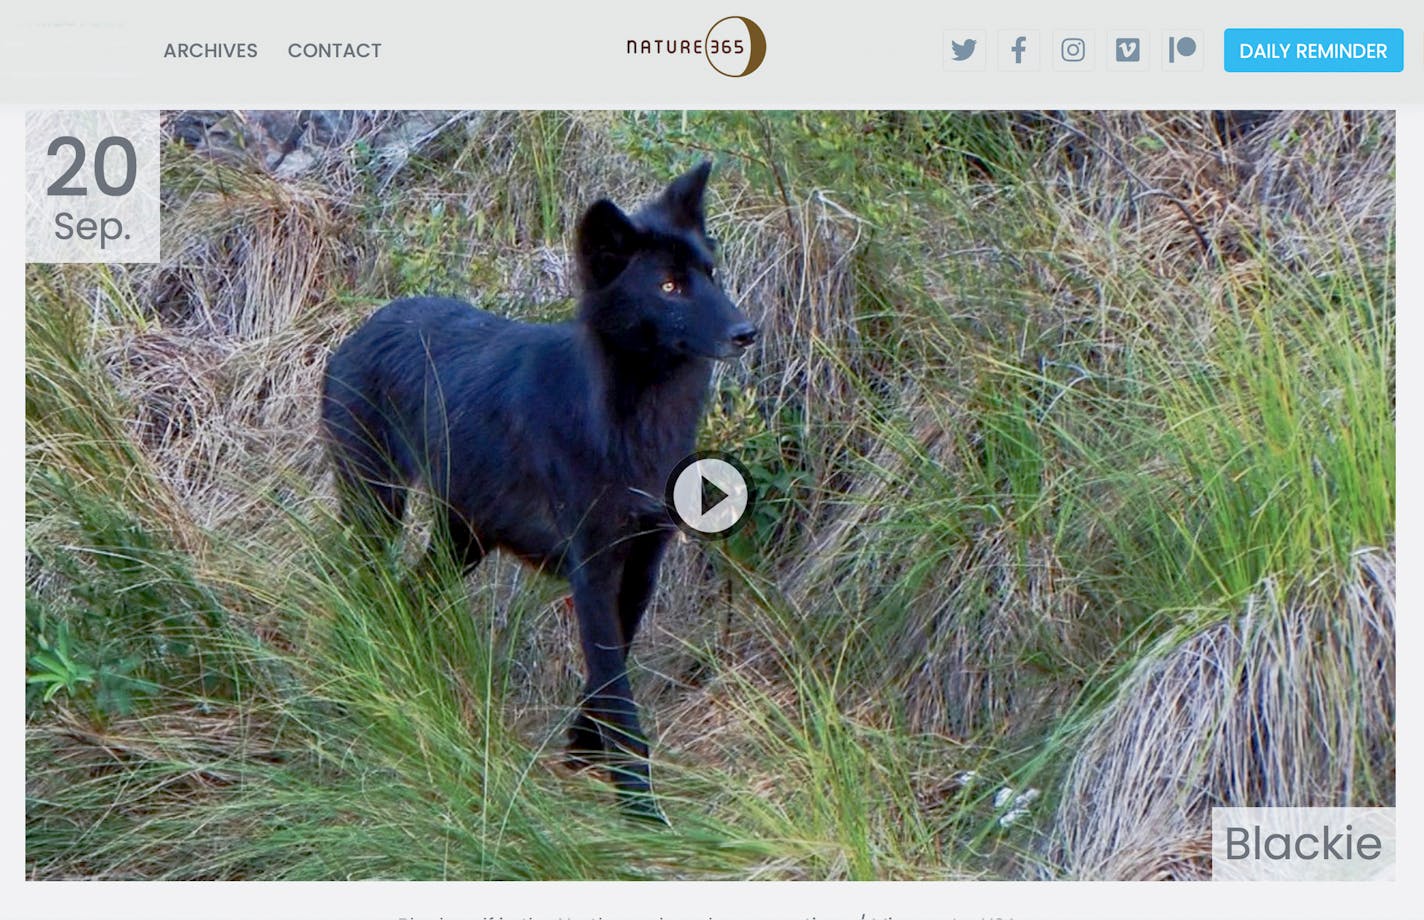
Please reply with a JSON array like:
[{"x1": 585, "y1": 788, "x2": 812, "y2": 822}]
[{"x1": 320, "y1": 162, "x2": 755, "y2": 820}]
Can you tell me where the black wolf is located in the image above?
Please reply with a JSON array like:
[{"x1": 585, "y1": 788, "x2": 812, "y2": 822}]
[{"x1": 320, "y1": 162, "x2": 755, "y2": 819}]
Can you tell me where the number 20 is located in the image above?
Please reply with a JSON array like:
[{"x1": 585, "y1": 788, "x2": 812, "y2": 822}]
[{"x1": 46, "y1": 135, "x2": 137, "y2": 197}]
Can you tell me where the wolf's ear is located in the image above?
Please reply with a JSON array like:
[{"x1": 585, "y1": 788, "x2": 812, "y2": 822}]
[
  {"x1": 657, "y1": 160, "x2": 712, "y2": 232},
  {"x1": 577, "y1": 199, "x2": 639, "y2": 289}
]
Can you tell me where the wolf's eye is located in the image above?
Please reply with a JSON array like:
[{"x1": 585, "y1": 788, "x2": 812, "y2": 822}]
[{"x1": 660, "y1": 279, "x2": 681, "y2": 295}]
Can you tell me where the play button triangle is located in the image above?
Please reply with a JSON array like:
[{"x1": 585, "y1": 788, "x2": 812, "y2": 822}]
[{"x1": 700, "y1": 474, "x2": 728, "y2": 516}]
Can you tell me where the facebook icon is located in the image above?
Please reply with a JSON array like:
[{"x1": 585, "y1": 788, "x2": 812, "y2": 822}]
[{"x1": 998, "y1": 30, "x2": 1039, "y2": 69}]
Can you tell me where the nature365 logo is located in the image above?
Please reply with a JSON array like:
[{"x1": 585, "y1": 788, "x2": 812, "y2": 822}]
[{"x1": 625, "y1": 16, "x2": 767, "y2": 78}]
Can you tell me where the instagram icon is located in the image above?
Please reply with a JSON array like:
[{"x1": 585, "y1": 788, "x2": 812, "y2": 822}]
[{"x1": 1054, "y1": 30, "x2": 1093, "y2": 69}]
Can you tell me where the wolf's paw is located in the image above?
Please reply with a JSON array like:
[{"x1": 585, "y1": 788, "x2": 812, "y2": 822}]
[{"x1": 564, "y1": 717, "x2": 604, "y2": 772}]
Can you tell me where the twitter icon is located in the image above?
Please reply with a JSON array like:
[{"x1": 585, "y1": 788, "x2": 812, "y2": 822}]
[{"x1": 944, "y1": 30, "x2": 987, "y2": 70}]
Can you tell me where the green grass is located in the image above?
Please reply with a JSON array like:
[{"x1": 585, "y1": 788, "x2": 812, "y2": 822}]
[{"x1": 25, "y1": 109, "x2": 1395, "y2": 880}]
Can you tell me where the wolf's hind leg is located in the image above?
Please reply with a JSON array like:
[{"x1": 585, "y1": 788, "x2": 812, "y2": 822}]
[
  {"x1": 414, "y1": 506, "x2": 487, "y2": 584},
  {"x1": 331, "y1": 450, "x2": 409, "y2": 550}
]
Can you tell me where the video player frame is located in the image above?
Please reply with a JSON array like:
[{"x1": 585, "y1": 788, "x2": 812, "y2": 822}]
[{"x1": 25, "y1": 109, "x2": 1395, "y2": 881}]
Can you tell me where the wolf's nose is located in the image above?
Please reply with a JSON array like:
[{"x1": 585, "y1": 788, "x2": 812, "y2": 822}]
[{"x1": 729, "y1": 323, "x2": 759, "y2": 349}]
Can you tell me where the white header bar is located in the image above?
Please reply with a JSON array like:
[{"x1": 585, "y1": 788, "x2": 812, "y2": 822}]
[{"x1": 2, "y1": 1, "x2": 1421, "y2": 108}]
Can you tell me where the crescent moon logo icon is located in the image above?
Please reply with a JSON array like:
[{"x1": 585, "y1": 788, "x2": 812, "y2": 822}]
[{"x1": 705, "y1": 16, "x2": 767, "y2": 77}]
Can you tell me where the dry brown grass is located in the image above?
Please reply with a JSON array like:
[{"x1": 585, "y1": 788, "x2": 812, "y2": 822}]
[{"x1": 1047, "y1": 549, "x2": 1394, "y2": 880}]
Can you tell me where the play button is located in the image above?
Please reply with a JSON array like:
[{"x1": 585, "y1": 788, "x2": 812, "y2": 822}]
[{"x1": 665, "y1": 451, "x2": 755, "y2": 538}]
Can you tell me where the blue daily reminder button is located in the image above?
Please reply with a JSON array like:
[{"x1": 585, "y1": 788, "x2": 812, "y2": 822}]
[{"x1": 1224, "y1": 28, "x2": 1403, "y2": 72}]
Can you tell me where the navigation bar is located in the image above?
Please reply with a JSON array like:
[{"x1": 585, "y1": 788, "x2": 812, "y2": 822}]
[{"x1": 1, "y1": 2, "x2": 1421, "y2": 107}]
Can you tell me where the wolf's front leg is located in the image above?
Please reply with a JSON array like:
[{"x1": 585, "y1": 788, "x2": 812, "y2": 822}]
[
  {"x1": 617, "y1": 529, "x2": 670, "y2": 658},
  {"x1": 568, "y1": 557, "x2": 665, "y2": 823}
]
